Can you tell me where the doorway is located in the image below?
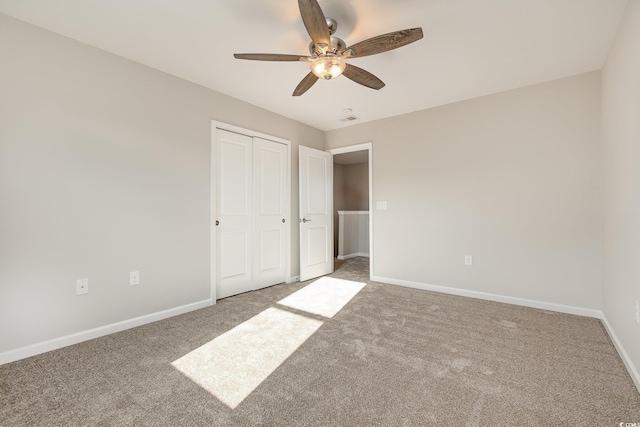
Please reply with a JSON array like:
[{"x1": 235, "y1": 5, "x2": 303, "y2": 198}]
[{"x1": 327, "y1": 143, "x2": 373, "y2": 280}]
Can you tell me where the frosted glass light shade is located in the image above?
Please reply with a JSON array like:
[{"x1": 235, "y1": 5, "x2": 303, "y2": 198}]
[{"x1": 310, "y1": 56, "x2": 346, "y2": 80}]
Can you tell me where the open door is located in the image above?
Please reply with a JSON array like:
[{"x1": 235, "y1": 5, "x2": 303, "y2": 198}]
[{"x1": 299, "y1": 146, "x2": 333, "y2": 282}]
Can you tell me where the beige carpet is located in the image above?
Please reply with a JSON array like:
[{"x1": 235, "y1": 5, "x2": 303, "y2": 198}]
[{"x1": 1, "y1": 257, "x2": 639, "y2": 426}]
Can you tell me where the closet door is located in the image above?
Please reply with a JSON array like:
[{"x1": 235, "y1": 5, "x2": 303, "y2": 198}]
[
  {"x1": 216, "y1": 130, "x2": 253, "y2": 299},
  {"x1": 215, "y1": 130, "x2": 288, "y2": 299},
  {"x1": 253, "y1": 138, "x2": 288, "y2": 289}
]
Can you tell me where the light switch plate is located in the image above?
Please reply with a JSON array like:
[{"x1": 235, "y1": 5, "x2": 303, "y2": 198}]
[
  {"x1": 465, "y1": 255, "x2": 473, "y2": 266},
  {"x1": 376, "y1": 201, "x2": 388, "y2": 210},
  {"x1": 130, "y1": 271, "x2": 140, "y2": 286}
]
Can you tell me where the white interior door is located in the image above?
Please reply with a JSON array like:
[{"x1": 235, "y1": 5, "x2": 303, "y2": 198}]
[
  {"x1": 299, "y1": 146, "x2": 333, "y2": 282},
  {"x1": 216, "y1": 130, "x2": 253, "y2": 299},
  {"x1": 253, "y1": 137, "x2": 288, "y2": 289},
  {"x1": 215, "y1": 128, "x2": 289, "y2": 299}
]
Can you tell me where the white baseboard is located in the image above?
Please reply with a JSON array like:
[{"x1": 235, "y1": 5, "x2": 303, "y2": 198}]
[
  {"x1": 371, "y1": 275, "x2": 602, "y2": 318},
  {"x1": 601, "y1": 315, "x2": 640, "y2": 394},
  {"x1": 0, "y1": 299, "x2": 213, "y2": 366},
  {"x1": 286, "y1": 276, "x2": 300, "y2": 284},
  {"x1": 338, "y1": 253, "x2": 370, "y2": 260}
]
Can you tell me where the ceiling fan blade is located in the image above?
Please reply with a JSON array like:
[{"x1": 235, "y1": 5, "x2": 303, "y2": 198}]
[
  {"x1": 298, "y1": 0, "x2": 331, "y2": 51},
  {"x1": 293, "y1": 72, "x2": 319, "y2": 96},
  {"x1": 341, "y1": 28, "x2": 424, "y2": 58},
  {"x1": 342, "y1": 64, "x2": 385, "y2": 90},
  {"x1": 234, "y1": 53, "x2": 310, "y2": 62}
]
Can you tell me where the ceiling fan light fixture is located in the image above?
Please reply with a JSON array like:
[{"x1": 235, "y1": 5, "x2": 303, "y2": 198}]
[
  {"x1": 233, "y1": 0, "x2": 424, "y2": 96},
  {"x1": 310, "y1": 56, "x2": 346, "y2": 80}
]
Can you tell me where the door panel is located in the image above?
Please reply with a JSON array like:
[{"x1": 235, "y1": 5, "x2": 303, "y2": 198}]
[
  {"x1": 220, "y1": 231, "x2": 248, "y2": 278},
  {"x1": 220, "y1": 141, "x2": 250, "y2": 216},
  {"x1": 260, "y1": 229, "x2": 282, "y2": 270},
  {"x1": 258, "y1": 148, "x2": 283, "y2": 215},
  {"x1": 299, "y1": 146, "x2": 333, "y2": 282},
  {"x1": 216, "y1": 130, "x2": 253, "y2": 299},
  {"x1": 253, "y1": 138, "x2": 288, "y2": 290},
  {"x1": 306, "y1": 156, "x2": 328, "y2": 214},
  {"x1": 306, "y1": 225, "x2": 329, "y2": 266}
]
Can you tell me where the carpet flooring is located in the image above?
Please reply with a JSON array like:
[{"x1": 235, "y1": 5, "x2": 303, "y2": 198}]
[{"x1": 1, "y1": 257, "x2": 639, "y2": 426}]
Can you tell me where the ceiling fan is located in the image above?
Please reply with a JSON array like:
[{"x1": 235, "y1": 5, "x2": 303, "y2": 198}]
[{"x1": 234, "y1": 0, "x2": 423, "y2": 96}]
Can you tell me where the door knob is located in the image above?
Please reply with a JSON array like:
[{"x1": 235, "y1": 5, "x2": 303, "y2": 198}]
[
  {"x1": 215, "y1": 220, "x2": 219, "y2": 226},
  {"x1": 302, "y1": 218, "x2": 311, "y2": 223},
  {"x1": 282, "y1": 218, "x2": 285, "y2": 223}
]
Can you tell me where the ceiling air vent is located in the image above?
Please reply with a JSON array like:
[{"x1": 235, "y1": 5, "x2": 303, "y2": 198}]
[{"x1": 340, "y1": 109, "x2": 359, "y2": 122}]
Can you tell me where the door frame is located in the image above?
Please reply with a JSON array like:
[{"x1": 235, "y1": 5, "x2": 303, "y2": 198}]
[
  {"x1": 327, "y1": 142, "x2": 373, "y2": 280},
  {"x1": 211, "y1": 121, "x2": 292, "y2": 301}
]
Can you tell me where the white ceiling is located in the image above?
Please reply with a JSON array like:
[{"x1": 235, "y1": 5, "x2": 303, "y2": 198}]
[{"x1": 0, "y1": 0, "x2": 629, "y2": 131}]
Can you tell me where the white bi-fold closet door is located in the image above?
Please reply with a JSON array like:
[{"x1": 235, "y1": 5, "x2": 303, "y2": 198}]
[{"x1": 215, "y1": 129, "x2": 288, "y2": 299}]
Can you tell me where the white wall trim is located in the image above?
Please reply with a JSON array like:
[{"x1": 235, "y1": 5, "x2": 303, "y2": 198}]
[
  {"x1": 337, "y1": 211, "x2": 370, "y2": 215},
  {"x1": 338, "y1": 253, "x2": 370, "y2": 260},
  {"x1": 328, "y1": 143, "x2": 372, "y2": 155},
  {"x1": 372, "y1": 275, "x2": 602, "y2": 318},
  {"x1": 0, "y1": 299, "x2": 213, "y2": 366},
  {"x1": 601, "y1": 314, "x2": 640, "y2": 394},
  {"x1": 286, "y1": 276, "x2": 300, "y2": 284}
]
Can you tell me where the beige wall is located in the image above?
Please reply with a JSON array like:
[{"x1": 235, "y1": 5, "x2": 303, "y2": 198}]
[
  {"x1": 602, "y1": 0, "x2": 640, "y2": 386},
  {"x1": 344, "y1": 162, "x2": 369, "y2": 211},
  {"x1": 333, "y1": 164, "x2": 345, "y2": 257},
  {"x1": 0, "y1": 14, "x2": 324, "y2": 354},
  {"x1": 326, "y1": 72, "x2": 603, "y2": 310}
]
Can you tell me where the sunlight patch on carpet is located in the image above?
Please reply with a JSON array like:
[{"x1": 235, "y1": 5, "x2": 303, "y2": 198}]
[
  {"x1": 171, "y1": 277, "x2": 366, "y2": 409},
  {"x1": 171, "y1": 307, "x2": 322, "y2": 409},
  {"x1": 277, "y1": 276, "x2": 366, "y2": 318}
]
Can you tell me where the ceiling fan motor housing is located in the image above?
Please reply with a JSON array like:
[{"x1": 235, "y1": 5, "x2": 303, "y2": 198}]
[
  {"x1": 309, "y1": 36, "x2": 346, "y2": 57},
  {"x1": 326, "y1": 18, "x2": 338, "y2": 35}
]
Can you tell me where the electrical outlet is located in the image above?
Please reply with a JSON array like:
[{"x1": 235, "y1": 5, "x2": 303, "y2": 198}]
[
  {"x1": 465, "y1": 255, "x2": 473, "y2": 266},
  {"x1": 76, "y1": 278, "x2": 88, "y2": 295},
  {"x1": 130, "y1": 271, "x2": 140, "y2": 286},
  {"x1": 634, "y1": 300, "x2": 640, "y2": 324}
]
